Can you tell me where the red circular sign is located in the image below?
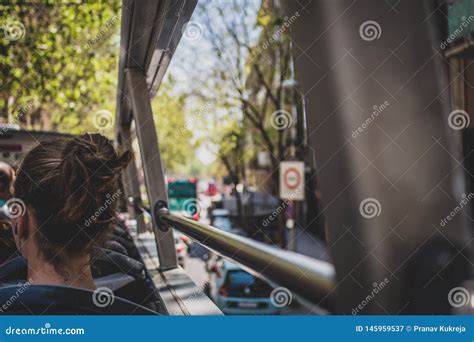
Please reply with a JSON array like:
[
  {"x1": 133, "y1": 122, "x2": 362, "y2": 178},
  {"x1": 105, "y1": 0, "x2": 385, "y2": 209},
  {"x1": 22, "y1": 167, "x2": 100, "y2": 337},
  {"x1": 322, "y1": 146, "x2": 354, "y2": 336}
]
[{"x1": 283, "y1": 167, "x2": 301, "y2": 190}]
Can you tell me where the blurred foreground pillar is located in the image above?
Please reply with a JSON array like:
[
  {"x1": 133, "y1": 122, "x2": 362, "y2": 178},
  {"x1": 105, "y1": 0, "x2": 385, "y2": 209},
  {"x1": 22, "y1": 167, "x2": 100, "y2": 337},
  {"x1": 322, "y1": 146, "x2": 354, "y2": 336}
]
[{"x1": 286, "y1": 0, "x2": 472, "y2": 314}]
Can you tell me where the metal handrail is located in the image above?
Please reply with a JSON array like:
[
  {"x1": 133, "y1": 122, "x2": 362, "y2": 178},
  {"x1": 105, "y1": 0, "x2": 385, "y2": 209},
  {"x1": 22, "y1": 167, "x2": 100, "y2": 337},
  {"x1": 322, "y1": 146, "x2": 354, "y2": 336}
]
[{"x1": 155, "y1": 208, "x2": 335, "y2": 309}]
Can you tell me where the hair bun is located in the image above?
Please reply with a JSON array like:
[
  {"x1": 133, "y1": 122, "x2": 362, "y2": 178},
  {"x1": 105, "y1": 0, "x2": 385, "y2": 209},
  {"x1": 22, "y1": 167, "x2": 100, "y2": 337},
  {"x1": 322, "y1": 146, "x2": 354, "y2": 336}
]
[{"x1": 60, "y1": 133, "x2": 131, "y2": 222}]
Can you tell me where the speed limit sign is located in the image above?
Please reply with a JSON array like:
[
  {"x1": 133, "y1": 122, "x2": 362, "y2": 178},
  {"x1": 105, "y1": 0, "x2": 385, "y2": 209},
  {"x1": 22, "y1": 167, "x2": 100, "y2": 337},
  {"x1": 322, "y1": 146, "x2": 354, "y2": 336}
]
[{"x1": 280, "y1": 161, "x2": 305, "y2": 200}]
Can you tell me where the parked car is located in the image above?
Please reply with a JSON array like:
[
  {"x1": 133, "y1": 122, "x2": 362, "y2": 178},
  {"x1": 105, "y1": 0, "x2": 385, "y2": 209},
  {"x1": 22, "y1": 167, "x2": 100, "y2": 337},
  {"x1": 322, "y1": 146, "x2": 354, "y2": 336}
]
[
  {"x1": 208, "y1": 259, "x2": 279, "y2": 315},
  {"x1": 134, "y1": 214, "x2": 190, "y2": 267},
  {"x1": 210, "y1": 208, "x2": 246, "y2": 236},
  {"x1": 174, "y1": 231, "x2": 193, "y2": 255},
  {"x1": 204, "y1": 182, "x2": 218, "y2": 197},
  {"x1": 173, "y1": 232, "x2": 188, "y2": 268}
]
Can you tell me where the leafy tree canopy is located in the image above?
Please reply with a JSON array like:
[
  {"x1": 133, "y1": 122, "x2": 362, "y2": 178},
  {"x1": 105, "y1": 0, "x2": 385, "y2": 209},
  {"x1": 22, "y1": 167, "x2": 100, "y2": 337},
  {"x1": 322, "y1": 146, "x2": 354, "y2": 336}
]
[
  {"x1": 0, "y1": 1, "x2": 121, "y2": 134},
  {"x1": 0, "y1": 1, "x2": 196, "y2": 173}
]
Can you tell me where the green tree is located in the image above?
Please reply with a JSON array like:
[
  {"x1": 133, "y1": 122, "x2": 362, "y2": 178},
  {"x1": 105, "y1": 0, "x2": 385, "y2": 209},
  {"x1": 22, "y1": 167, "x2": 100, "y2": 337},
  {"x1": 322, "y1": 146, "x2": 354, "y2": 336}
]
[
  {"x1": 0, "y1": 1, "x2": 120, "y2": 135},
  {"x1": 193, "y1": 0, "x2": 295, "y2": 193},
  {"x1": 152, "y1": 80, "x2": 194, "y2": 174},
  {"x1": 217, "y1": 119, "x2": 249, "y2": 185}
]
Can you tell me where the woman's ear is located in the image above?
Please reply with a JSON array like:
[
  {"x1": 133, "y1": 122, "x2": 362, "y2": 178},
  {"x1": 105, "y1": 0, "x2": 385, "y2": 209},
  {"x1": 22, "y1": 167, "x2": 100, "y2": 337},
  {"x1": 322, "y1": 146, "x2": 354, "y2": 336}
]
[
  {"x1": 12, "y1": 210, "x2": 29, "y2": 242},
  {"x1": 9, "y1": 171, "x2": 15, "y2": 196},
  {"x1": 17, "y1": 210, "x2": 29, "y2": 240},
  {"x1": 12, "y1": 210, "x2": 30, "y2": 258}
]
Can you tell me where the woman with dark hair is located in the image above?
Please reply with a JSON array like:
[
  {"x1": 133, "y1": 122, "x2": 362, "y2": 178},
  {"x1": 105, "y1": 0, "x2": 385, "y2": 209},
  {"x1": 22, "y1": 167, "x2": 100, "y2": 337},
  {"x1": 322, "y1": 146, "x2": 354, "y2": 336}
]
[
  {"x1": 0, "y1": 161, "x2": 16, "y2": 264},
  {"x1": 0, "y1": 161, "x2": 14, "y2": 207},
  {"x1": 11, "y1": 133, "x2": 131, "y2": 289}
]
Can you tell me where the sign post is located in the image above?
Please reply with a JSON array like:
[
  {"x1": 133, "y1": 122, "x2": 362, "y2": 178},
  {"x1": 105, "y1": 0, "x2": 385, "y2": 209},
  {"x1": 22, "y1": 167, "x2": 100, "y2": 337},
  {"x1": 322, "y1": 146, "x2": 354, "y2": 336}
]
[
  {"x1": 280, "y1": 161, "x2": 305, "y2": 201},
  {"x1": 279, "y1": 161, "x2": 305, "y2": 251}
]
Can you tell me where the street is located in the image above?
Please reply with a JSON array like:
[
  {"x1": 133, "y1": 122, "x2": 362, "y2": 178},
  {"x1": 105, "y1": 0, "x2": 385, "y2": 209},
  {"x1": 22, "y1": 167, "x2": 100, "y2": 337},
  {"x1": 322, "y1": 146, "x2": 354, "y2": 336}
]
[{"x1": 182, "y1": 225, "x2": 328, "y2": 315}]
